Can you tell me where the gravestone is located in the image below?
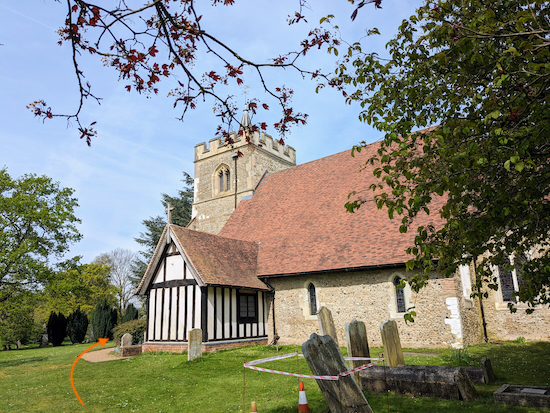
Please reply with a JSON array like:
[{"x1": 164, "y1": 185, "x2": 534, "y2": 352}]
[
  {"x1": 302, "y1": 333, "x2": 373, "y2": 413},
  {"x1": 345, "y1": 320, "x2": 370, "y2": 387},
  {"x1": 380, "y1": 319, "x2": 404, "y2": 367},
  {"x1": 188, "y1": 328, "x2": 202, "y2": 361},
  {"x1": 40, "y1": 333, "x2": 48, "y2": 348},
  {"x1": 317, "y1": 307, "x2": 339, "y2": 347},
  {"x1": 481, "y1": 357, "x2": 497, "y2": 383},
  {"x1": 121, "y1": 333, "x2": 132, "y2": 347}
]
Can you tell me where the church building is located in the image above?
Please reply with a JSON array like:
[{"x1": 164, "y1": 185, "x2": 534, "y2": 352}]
[{"x1": 137, "y1": 110, "x2": 550, "y2": 352}]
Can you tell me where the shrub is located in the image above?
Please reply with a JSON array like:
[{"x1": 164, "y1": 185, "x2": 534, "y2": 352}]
[
  {"x1": 67, "y1": 308, "x2": 89, "y2": 344},
  {"x1": 122, "y1": 303, "x2": 139, "y2": 323},
  {"x1": 91, "y1": 300, "x2": 117, "y2": 340},
  {"x1": 113, "y1": 319, "x2": 147, "y2": 345},
  {"x1": 47, "y1": 312, "x2": 67, "y2": 346}
]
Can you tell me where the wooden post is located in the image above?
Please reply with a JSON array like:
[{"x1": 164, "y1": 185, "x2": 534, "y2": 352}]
[
  {"x1": 380, "y1": 319, "x2": 404, "y2": 367},
  {"x1": 302, "y1": 333, "x2": 374, "y2": 413},
  {"x1": 345, "y1": 320, "x2": 370, "y2": 387},
  {"x1": 317, "y1": 306, "x2": 339, "y2": 347}
]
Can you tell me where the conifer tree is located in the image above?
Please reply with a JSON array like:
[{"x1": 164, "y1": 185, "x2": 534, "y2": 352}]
[
  {"x1": 122, "y1": 303, "x2": 138, "y2": 323},
  {"x1": 67, "y1": 307, "x2": 89, "y2": 344},
  {"x1": 90, "y1": 300, "x2": 117, "y2": 340},
  {"x1": 47, "y1": 312, "x2": 67, "y2": 346}
]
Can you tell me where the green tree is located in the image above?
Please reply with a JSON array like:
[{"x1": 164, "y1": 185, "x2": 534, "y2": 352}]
[
  {"x1": 0, "y1": 291, "x2": 41, "y2": 347},
  {"x1": 44, "y1": 259, "x2": 118, "y2": 317},
  {"x1": 340, "y1": 0, "x2": 550, "y2": 311},
  {"x1": 0, "y1": 168, "x2": 81, "y2": 304},
  {"x1": 67, "y1": 307, "x2": 89, "y2": 344},
  {"x1": 91, "y1": 300, "x2": 117, "y2": 340},
  {"x1": 132, "y1": 172, "x2": 194, "y2": 287}
]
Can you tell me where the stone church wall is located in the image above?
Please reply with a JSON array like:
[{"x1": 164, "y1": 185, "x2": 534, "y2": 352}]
[
  {"x1": 482, "y1": 290, "x2": 550, "y2": 342},
  {"x1": 265, "y1": 268, "x2": 482, "y2": 349}
]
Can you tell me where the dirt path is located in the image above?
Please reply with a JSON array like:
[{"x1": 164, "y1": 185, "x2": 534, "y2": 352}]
[{"x1": 81, "y1": 347, "x2": 136, "y2": 363}]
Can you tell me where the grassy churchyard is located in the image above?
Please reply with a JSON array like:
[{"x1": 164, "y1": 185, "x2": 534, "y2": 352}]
[{"x1": 0, "y1": 340, "x2": 549, "y2": 412}]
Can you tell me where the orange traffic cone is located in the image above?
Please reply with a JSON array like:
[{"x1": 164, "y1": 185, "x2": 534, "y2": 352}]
[
  {"x1": 250, "y1": 401, "x2": 257, "y2": 412},
  {"x1": 298, "y1": 382, "x2": 309, "y2": 413}
]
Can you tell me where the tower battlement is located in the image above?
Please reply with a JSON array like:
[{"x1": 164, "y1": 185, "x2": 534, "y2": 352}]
[{"x1": 194, "y1": 130, "x2": 296, "y2": 164}]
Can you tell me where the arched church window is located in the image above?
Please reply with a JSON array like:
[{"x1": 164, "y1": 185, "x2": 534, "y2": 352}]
[
  {"x1": 308, "y1": 283, "x2": 317, "y2": 315},
  {"x1": 393, "y1": 277, "x2": 406, "y2": 313},
  {"x1": 215, "y1": 165, "x2": 230, "y2": 194}
]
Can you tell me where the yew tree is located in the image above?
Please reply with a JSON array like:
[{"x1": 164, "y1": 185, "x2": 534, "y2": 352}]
[{"x1": 340, "y1": 0, "x2": 550, "y2": 311}]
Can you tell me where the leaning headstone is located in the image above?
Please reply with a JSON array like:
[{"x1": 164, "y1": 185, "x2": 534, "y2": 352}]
[
  {"x1": 345, "y1": 320, "x2": 370, "y2": 387},
  {"x1": 121, "y1": 333, "x2": 133, "y2": 347},
  {"x1": 481, "y1": 357, "x2": 497, "y2": 383},
  {"x1": 380, "y1": 319, "x2": 404, "y2": 367},
  {"x1": 317, "y1": 306, "x2": 339, "y2": 347},
  {"x1": 454, "y1": 368, "x2": 478, "y2": 402},
  {"x1": 302, "y1": 333, "x2": 373, "y2": 413},
  {"x1": 188, "y1": 328, "x2": 202, "y2": 361},
  {"x1": 16, "y1": 340, "x2": 21, "y2": 349}
]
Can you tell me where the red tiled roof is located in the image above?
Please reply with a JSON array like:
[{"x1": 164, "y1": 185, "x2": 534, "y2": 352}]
[
  {"x1": 170, "y1": 225, "x2": 266, "y2": 290},
  {"x1": 219, "y1": 142, "x2": 441, "y2": 276}
]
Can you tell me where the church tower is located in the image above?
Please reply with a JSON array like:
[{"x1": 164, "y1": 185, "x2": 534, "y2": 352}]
[{"x1": 188, "y1": 108, "x2": 296, "y2": 234}]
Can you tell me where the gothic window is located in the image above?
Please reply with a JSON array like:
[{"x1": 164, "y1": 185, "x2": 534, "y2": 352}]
[
  {"x1": 498, "y1": 260, "x2": 515, "y2": 302},
  {"x1": 238, "y1": 292, "x2": 257, "y2": 323},
  {"x1": 393, "y1": 277, "x2": 406, "y2": 313},
  {"x1": 308, "y1": 283, "x2": 317, "y2": 315},
  {"x1": 215, "y1": 165, "x2": 230, "y2": 194},
  {"x1": 498, "y1": 255, "x2": 527, "y2": 302}
]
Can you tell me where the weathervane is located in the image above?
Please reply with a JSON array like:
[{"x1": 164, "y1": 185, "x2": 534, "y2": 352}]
[{"x1": 242, "y1": 85, "x2": 250, "y2": 105}]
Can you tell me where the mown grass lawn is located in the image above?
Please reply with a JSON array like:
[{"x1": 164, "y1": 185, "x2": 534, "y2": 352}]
[{"x1": 0, "y1": 340, "x2": 549, "y2": 412}]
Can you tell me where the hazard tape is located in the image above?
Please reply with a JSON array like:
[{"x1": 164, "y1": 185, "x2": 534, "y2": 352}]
[{"x1": 244, "y1": 353, "x2": 383, "y2": 381}]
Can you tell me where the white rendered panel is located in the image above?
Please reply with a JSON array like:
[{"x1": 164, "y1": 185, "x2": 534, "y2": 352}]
[
  {"x1": 153, "y1": 262, "x2": 165, "y2": 284},
  {"x1": 170, "y1": 288, "x2": 178, "y2": 340},
  {"x1": 239, "y1": 323, "x2": 244, "y2": 338},
  {"x1": 231, "y1": 290, "x2": 237, "y2": 338},
  {"x1": 148, "y1": 291, "x2": 156, "y2": 341},
  {"x1": 162, "y1": 289, "x2": 170, "y2": 340},
  {"x1": 207, "y1": 287, "x2": 215, "y2": 340},
  {"x1": 187, "y1": 286, "x2": 194, "y2": 338},
  {"x1": 257, "y1": 292, "x2": 264, "y2": 336},
  {"x1": 195, "y1": 286, "x2": 201, "y2": 330},
  {"x1": 178, "y1": 286, "x2": 185, "y2": 341},
  {"x1": 216, "y1": 288, "x2": 223, "y2": 339},
  {"x1": 224, "y1": 289, "x2": 230, "y2": 339},
  {"x1": 183, "y1": 261, "x2": 189, "y2": 280},
  {"x1": 155, "y1": 289, "x2": 162, "y2": 340},
  {"x1": 165, "y1": 255, "x2": 184, "y2": 281},
  {"x1": 246, "y1": 323, "x2": 251, "y2": 337}
]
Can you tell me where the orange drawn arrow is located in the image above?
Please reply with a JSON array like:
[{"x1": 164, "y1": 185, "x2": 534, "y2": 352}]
[{"x1": 71, "y1": 338, "x2": 109, "y2": 406}]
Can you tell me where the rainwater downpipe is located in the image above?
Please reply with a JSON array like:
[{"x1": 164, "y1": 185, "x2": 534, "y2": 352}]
[{"x1": 473, "y1": 258, "x2": 489, "y2": 342}]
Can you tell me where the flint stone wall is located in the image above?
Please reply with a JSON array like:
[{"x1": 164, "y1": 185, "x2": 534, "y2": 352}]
[{"x1": 265, "y1": 268, "x2": 480, "y2": 348}]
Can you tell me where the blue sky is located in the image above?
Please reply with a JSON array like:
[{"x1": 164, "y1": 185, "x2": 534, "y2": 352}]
[{"x1": 0, "y1": 0, "x2": 422, "y2": 263}]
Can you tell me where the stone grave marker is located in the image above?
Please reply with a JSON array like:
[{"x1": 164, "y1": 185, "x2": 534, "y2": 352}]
[
  {"x1": 302, "y1": 333, "x2": 373, "y2": 413},
  {"x1": 121, "y1": 333, "x2": 133, "y2": 347},
  {"x1": 318, "y1": 306, "x2": 339, "y2": 347},
  {"x1": 188, "y1": 328, "x2": 202, "y2": 361},
  {"x1": 380, "y1": 319, "x2": 404, "y2": 367},
  {"x1": 40, "y1": 332, "x2": 48, "y2": 348},
  {"x1": 345, "y1": 320, "x2": 370, "y2": 387}
]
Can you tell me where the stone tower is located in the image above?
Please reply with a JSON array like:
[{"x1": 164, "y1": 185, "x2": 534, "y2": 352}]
[{"x1": 188, "y1": 109, "x2": 296, "y2": 234}]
